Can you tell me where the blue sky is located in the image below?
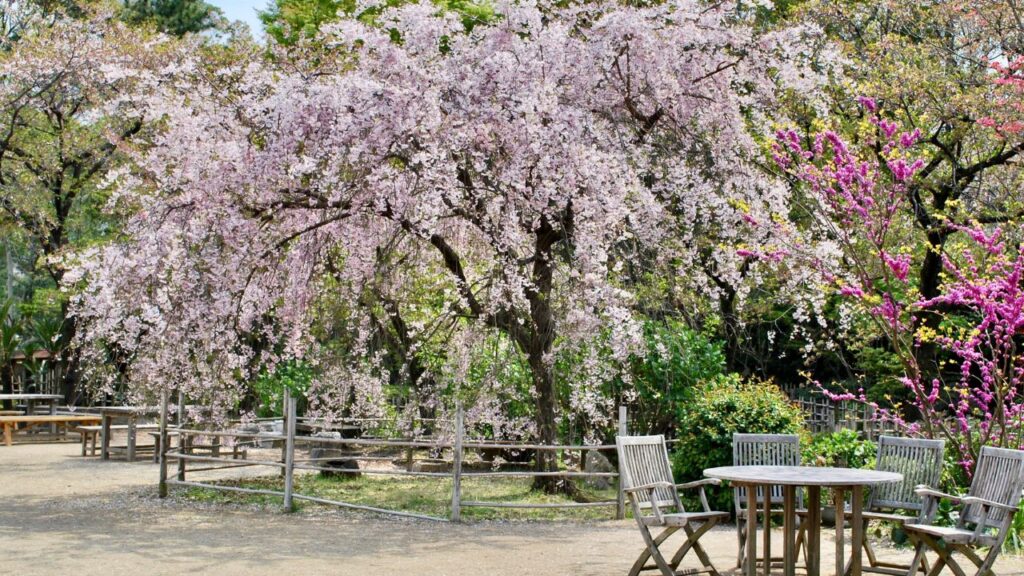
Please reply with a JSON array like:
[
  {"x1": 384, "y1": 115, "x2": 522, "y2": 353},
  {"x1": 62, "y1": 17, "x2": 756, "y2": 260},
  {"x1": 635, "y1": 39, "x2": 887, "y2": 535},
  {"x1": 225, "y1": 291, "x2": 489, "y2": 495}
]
[{"x1": 209, "y1": 0, "x2": 267, "y2": 35}]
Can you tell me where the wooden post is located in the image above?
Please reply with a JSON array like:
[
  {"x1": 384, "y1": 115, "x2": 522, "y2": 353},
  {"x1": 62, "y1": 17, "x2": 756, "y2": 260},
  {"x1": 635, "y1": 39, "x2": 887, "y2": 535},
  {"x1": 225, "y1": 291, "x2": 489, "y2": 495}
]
[
  {"x1": 850, "y1": 485, "x2": 864, "y2": 576},
  {"x1": 835, "y1": 488, "x2": 846, "y2": 576},
  {"x1": 616, "y1": 405, "x2": 627, "y2": 520},
  {"x1": 177, "y1": 390, "x2": 186, "y2": 482},
  {"x1": 158, "y1": 389, "x2": 169, "y2": 498},
  {"x1": 745, "y1": 484, "x2": 758, "y2": 576},
  {"x1": 280, "y1": 387, "x2": 290, "y2": 478},
  {"x1": 783, "y1": 485, "x2": 796, "y2": 576},
  {"x1": 283, "y1": 394, "x2": 296, "y2": 513},
  {"x1": 177, "y1": 390, "x2": 185, "y2": 426},
  {"x1": 806, "y1": 485, "x2": 821, "y2": 576},
  {"x1": 450, "y1": 404, "x2": 464, "y2": 522}
]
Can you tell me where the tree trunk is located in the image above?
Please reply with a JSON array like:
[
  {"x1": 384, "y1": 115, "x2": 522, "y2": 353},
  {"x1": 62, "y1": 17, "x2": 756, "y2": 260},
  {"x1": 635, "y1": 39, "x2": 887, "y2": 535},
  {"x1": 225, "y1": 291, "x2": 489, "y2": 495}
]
[
  {"x1": 524, "y1": 216, "x2": 578, "y2": 496},
  {"x1": 527, "y1": 351, "x2": 568, "y2": 494},
  {"x1": 913, "y1": 228, "x2": 948, "y2": 382},
  {"x1": 4, "y1": 237, "x2": 12, "y2": 300},
  {"x1": 57, "y1": 300, "x2": 79, "y2": 404}
]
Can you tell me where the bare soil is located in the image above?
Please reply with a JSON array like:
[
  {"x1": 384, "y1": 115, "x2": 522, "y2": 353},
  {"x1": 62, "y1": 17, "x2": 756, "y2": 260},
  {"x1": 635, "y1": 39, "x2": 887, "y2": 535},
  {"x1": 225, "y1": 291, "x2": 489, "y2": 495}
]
[{"x1": 2, "y1": 442, "x2": 1023, "y2": 576}]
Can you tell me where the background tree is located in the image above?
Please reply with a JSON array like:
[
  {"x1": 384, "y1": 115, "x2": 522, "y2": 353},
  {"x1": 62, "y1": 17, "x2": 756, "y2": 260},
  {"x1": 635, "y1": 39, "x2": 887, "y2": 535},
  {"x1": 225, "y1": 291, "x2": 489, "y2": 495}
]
[
  {"x1": 0, "y1": 4, "x2": 174, "y2": 400},
  {"x1": 70, "y1": 0, "x2": 822, "y2": 493},
  {"x1": 121, "y1": 0, "x2": 224, "y2": 36},
  {"x1": 785, "y1": 0, "x2": 1024, "y2": 387}
]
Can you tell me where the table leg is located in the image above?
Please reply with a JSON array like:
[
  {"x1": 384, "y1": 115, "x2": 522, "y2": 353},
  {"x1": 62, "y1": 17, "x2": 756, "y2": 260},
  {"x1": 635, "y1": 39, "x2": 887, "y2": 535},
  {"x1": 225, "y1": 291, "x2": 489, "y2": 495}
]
[
  {"x1": 783, "y1": 485, "x2": 796, "y2": 576},
  {"x1": 849, "y1": 486, "x2": 863, "y2": 576},
  {"x1": 835, "y1": 488, "x2": 846, "y2": 576},
  {"x1": 127, "y1": 416, "x2": 137, "y2": 462},
  {"x1": 763, "y1": 486, "x2": 771, "y2": 576},
  {"x1": 49, "y1": 401, "x2": 57, "y2": 435},
  {"x1": 101, "y1": 414, "x2": 111, "y2": 460},
  {"x1": 806, "y1": 485, "x2": 821, "y2": 576},
  {"x1": 3, "y1": 423, "x2": 11, "y2": 446},
  {"x1": 746, "y1": 484, "x2": 758, "y2": 576},
  {"x1": 26, "y1": 400, "x2": 35, "y2": 434}
]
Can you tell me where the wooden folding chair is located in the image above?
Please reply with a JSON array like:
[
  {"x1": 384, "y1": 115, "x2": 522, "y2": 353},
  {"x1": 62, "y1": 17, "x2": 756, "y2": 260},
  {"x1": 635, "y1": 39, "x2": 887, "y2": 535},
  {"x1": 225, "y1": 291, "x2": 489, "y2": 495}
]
[
  {"x1": 732, "y1": 433, "x2": 803, "y2": 569},
  {"x1": 617, "y1": 435, "x2": 730, "y2": 576},
  {"x1": 842, "y1": 436, "x2": 944, "y2": 576},
  {"x1": 903, "y1": 446, "x2": 1024, "y2": 576}
]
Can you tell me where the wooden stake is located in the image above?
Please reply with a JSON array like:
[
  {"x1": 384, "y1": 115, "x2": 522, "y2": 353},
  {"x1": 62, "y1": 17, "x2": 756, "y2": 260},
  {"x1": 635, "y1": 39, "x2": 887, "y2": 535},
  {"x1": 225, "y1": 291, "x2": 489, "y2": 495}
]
[
  {"x1": 616, "y1": 404, "x2": 627, "y2": 520},
  {"x1": 158, "y1": 389, "x2": 169, "y2": 498},
  {"x1": 177, "y1": 390, "x2": 186, "y2": 482},
  {"x1": 450, "y1": 404, "x2": 464, "y2": 522},
  {"x1": 283, "y1": 395, "x2": 296, "y2": 513},
  {"x1": 280, "y1": 387, "x2": 290, "y2": 478}
]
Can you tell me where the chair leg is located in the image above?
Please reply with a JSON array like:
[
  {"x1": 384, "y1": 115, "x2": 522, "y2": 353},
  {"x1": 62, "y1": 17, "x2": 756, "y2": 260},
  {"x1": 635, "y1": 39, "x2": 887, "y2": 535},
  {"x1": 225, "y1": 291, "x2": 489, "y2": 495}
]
[
  {"x1": 672, "y1": 518, "x2": 721, "y2": 576},
  {"x1": 957, "y1": 542, "x2": 1000, "y2": 576},
  {"x1": 912, "y1": 533, "x2": 959, "y2": 576},
  {"x1": 629, "y1": 525, "x2": 680, "y2": 576},
  {"x1": 904, "y1": 537, "x2": 930, "y2": 576},
  {"x1": 862, "y1": 520, "x2": 878, "y2": 568}
]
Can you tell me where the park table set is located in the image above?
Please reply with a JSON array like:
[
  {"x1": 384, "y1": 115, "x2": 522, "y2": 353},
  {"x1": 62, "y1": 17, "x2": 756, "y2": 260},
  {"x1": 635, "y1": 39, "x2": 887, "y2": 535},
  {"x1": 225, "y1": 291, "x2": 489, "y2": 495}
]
[
  {"x1": 0, "y1": 392, "x2": 63, "y2": 415},
  {"x1": 703, "y1": 465, "x2": 902, "y2": 576},
  {"x1": 98, "y1": 405, "x2": 161, "y2": 462},
  {"x1": 0, "y1": 393, "x2": 64, "y2": 432}
]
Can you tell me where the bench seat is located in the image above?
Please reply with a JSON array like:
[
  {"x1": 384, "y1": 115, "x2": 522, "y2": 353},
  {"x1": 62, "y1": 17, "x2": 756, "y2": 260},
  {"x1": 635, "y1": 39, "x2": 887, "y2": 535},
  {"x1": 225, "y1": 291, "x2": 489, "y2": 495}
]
[
  {"x1": 0, "y1": 415, "x2": 102, "y2": 446},
  {"x1": 74, "y1": 424, "x2": 159, "y2": 457}
]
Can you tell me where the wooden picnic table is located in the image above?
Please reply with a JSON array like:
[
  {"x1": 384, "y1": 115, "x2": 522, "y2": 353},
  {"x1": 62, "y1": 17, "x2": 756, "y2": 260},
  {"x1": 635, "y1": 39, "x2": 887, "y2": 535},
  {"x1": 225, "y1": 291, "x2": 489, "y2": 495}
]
[
  {"x1": 0, "y1": 394, "x2": 64, "y2": 433},
  {"x1": 99, "y1": 406, "x2": 160, "y2": 462},
  {"x1": 0, "y1": 414, "x2": 101, "y2": 446},
  {"x1": 704, "y1": 466, "x2": 902, "y2": 576}
]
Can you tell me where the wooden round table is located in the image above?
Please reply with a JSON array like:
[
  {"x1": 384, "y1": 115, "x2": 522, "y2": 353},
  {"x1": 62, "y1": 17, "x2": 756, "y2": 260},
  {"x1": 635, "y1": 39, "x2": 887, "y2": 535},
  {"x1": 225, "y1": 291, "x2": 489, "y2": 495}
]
[{"x1": 704, "y1": 466, "x2": 902, "y2": 576}]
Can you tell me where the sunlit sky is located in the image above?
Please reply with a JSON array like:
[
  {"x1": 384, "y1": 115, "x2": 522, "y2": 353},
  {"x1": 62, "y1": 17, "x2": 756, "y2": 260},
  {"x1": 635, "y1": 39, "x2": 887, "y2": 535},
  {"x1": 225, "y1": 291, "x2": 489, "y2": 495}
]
[{"x1": 209, "y1": 0, "x2": 267, "y2": 36}]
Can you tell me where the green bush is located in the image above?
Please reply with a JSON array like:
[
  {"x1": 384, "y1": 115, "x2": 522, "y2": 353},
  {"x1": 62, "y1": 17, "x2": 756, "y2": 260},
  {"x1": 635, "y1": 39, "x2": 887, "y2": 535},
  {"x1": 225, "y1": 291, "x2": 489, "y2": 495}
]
[
  {"x1": 252, "y1": 360, "x2": 313, "y2": 418},
  {"x1": 671, "y1": 374, "x2": 805, "y2": 512},
  {"x1": 802, "y1": 429, "x2": 875, "y2": 469},
  {"x1": 625, "y1": 319, "x2": 726, "y2": 435}
]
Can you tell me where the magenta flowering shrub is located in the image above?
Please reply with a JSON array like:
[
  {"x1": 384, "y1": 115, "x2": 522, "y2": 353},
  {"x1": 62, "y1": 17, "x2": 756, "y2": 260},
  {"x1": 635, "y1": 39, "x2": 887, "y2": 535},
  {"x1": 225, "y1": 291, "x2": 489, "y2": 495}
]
[{"x1": 761, "y1": 99, "x2": 1024, "y2": 475}]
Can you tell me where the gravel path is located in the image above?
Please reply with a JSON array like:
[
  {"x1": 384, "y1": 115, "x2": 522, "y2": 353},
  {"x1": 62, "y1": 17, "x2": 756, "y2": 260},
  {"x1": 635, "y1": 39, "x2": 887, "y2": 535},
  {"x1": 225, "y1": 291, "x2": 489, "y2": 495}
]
[{"x1": 2, "y1": 442, "x2": 1023, "y2": 575}]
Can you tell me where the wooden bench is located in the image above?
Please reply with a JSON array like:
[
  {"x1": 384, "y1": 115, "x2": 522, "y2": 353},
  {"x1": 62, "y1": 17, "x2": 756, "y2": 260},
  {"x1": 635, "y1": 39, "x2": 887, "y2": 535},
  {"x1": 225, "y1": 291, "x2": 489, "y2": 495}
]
[
  {"x1": 0, "y1": 410, "x2": 23, "y2": 416},
  {"x1": 144, "y1": 431, "x2": 247, "y2": 463},
  {"x1": 75, "y1": 424, "x2": 159, "y2": 457},
  {"x1": 0, "y1": 415, "x2": 102, "y2": 446}
]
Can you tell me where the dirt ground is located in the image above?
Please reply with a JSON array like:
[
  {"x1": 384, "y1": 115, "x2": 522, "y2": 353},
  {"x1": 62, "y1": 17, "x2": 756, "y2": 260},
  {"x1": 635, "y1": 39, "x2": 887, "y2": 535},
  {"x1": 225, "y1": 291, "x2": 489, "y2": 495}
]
[{"x1": 2, "y1": 442, "x2": 1024, "y2": 576}]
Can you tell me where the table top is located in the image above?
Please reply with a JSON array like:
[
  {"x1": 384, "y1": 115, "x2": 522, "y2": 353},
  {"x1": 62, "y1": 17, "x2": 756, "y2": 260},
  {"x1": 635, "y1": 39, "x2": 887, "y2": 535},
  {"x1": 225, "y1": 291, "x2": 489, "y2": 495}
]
[
  {"x1": 703, "y1": 465, "x2": 903, "y2": 487},
  {"x1": 98, "y1": 406, "x2": 160, "y2": 415},
  {"x1": 0, "y1": 394, "x2": 63, "y2": 401},
  {"x1": 0, "y1": 414, "x2": 100, "y2": 422}
]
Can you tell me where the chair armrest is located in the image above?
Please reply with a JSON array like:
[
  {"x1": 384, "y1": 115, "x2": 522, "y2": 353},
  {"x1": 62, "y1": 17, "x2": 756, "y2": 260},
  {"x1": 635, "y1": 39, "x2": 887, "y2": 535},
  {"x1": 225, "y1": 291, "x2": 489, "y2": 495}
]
[
  {"x1": 624, "y1": 481, "x2": 674, "y2": 494},
  {"x1": 961, "y1": 496, "x2": 1020, "y2": 512},
  {"x1": 914, "y1": 485, "x2": 962, "y2": 502},
  {"x1": 677, "y1": 478, "x2": 722, "y2": 490}
]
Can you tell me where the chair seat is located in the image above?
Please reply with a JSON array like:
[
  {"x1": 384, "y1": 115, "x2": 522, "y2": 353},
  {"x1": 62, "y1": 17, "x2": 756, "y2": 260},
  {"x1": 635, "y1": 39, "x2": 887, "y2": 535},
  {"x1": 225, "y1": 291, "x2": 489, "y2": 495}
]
[
  {"x1": 903, "y1": 523, "x2": 998, "y2": 546},
  {"x1": 853, "y1": 510, "x2": 918, "y2": 524},
  {"x1": 643, "y1": 510, "x2": 730, "y2": 527},
  {"x1": 738, "y1": 507, "x2": 791, "y2": 517}
]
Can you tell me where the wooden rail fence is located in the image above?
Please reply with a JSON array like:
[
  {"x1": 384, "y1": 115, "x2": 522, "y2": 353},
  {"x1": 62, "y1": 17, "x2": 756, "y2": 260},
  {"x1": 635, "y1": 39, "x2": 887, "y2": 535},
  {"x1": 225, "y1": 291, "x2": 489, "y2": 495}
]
[{"x1": 158, "y1": 391, "x2": 627, "y2": 522}]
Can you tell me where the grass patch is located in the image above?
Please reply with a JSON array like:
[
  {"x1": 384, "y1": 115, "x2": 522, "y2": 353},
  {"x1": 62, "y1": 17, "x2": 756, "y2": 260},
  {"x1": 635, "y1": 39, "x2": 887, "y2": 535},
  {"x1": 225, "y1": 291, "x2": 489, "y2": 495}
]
[{"x1": 180, "y1": 472, "x2": 620, "y2": 521}]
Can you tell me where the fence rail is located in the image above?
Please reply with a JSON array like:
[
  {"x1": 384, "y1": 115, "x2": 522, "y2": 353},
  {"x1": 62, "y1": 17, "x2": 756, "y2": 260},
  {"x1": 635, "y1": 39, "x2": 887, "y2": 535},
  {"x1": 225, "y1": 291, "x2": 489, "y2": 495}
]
[{"x1": 158, "y1": 390, "x2": 626, "y2": 522}]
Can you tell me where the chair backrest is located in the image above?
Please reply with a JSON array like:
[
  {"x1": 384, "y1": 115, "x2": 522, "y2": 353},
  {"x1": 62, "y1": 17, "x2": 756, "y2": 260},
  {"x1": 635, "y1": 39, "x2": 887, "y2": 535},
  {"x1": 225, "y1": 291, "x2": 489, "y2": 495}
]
[
  {"x1": 961, "y1": 446, "x2": 1024, "y2": 530},
  {"x1": 616, "y1": 435, "x2": 680, "y2": 511},
  {"x1": 869, "y1": 436, "x2": 945, "y2": 512},
  {"x1": 733, "y1": 433, "x2": 801, "y2": 510}
]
